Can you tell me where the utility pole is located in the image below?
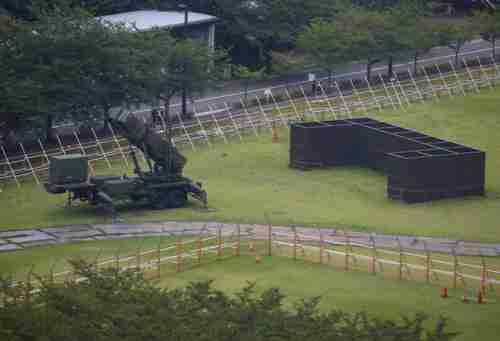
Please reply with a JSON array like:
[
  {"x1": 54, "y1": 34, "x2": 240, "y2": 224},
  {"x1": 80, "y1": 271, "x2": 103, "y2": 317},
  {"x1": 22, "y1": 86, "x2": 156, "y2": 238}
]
[{"x1": 179, "y1": 3, "x2": 189, "y2": 118}]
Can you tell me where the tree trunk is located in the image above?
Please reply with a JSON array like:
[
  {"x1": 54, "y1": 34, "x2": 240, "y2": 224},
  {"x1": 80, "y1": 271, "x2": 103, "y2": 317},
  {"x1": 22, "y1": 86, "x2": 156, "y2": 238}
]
[
  {"x1": 493, "y1": 38, "x2": 496, "y2": 61},
  {"x1": 413, "y1": 52, "x2": 419, "y2": 76},
  {"x1": 367, "y1": 62, "x2": 372, "y2": 82},
  {"x1": 387, "y1": 55, "x2": 394, "y2": 78},
  {"x1": 45, "y1": 114, "x2": 53, "y2": 143}
]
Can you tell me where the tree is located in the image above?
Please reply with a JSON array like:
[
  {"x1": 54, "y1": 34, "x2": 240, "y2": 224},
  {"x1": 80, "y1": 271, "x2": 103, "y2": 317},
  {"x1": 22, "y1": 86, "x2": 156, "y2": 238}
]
[
  {"x1": 297, "y1": 17, "x2": 363, "y2": 84},
  {"x1": 233, "y1": 65, "x2": 266, "y2": 105},
  {"x1": 0, "y1": 5, "x2": 146, "y2": 143},
  {"x1": 136, "y1": 28, "x2": 226, "y2": 120},
  {"x1": 404, "y1": 18, "x2": 442, "y2": 75},
  {"x1": 472, "y1": 9, "x2": 500, "y2": 60},
  {"x1": 0, "y1": 262, "x2": 460, "y2": 341},
  {"x1": 436, "y1": 19, "x2": 477, "y2": 67}
]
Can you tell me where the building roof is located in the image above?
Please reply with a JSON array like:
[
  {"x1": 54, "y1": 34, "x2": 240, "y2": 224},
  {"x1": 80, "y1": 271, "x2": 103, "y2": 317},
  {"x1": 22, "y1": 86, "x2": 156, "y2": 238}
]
[{"x1": 97, "y1": 10, "x2": 219, "y2": 31}]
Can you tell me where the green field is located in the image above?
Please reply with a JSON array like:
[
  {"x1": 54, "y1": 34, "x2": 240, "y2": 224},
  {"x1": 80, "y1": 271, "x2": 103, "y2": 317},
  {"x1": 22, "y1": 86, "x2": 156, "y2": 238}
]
[
  {"x1": 1, "y1": 240, "x2": 498, "y2": 341},
  {"x1": 161, "y1": 256, "x2": 498, "y2": 341},
  {"x1": 1, "y1": 89, "x2": 500, "y2": 242}
]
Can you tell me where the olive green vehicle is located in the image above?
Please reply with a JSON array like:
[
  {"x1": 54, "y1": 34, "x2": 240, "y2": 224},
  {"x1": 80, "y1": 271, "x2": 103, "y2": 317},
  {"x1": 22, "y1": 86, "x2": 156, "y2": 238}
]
[{"x1": 44, "y1": 112, "x2": 207, "y2": 215}]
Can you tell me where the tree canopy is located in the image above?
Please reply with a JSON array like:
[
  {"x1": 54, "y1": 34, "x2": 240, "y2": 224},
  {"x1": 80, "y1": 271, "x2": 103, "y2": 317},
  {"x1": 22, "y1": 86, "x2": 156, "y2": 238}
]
[{"x1": 0, "y1": 262, "x2": 459, "y2": 341}]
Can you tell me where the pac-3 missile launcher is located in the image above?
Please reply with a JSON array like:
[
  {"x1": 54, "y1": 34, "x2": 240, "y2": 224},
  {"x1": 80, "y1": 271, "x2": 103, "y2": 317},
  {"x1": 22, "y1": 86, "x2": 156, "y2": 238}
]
[{"x1": 44, "y1": 111, "x2": 207, "y2": 214}]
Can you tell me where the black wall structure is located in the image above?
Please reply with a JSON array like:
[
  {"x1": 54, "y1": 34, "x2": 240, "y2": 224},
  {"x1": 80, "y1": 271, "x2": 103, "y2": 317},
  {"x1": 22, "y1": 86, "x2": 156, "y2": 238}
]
[{"x1": 289, "y1": 118, "x2": 485, "y2": 203}]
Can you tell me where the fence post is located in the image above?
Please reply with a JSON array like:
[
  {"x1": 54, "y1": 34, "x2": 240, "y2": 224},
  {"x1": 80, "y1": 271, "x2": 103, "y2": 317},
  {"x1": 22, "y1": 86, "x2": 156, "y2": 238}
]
[
  {"x1": 424, "y1": 241, "x2": 430, "y2": 284},
  {"x1": 157, "y1": 237, "x2": 162, "y2": 279},
  {"x1": 285, "y1": 87, "x2": 302, "y2": 120},
  {"x1": 240, "y1": 98, "x2": 260, "y2": 137},
  {"x1": 224, "y1": 102, "x2": 243, "y2": 141},
  {"x1": 453, "y1": 246, "x2": 458, "y2": 290},
  {"x1": 480, "y1": 254, "x2": 487, "y2": 296},
  {"x1": 397, "y1": 238, "x2": 403, "y2": 281},
  {"x1": 19, "y1": 142, "x2": 40, "y2": 185},
  {"x1": 319, "y1": 231, "x2": 324, "y2": 265},
  {"x1": 434, "y1": 63, "x2": 453, "y2": 98},
  {"x1": 197, "y1": 232, "x2": 203, "y2": 264},
  {"x1": 91, "y1": 127, "x2": 113, "y2": 169},
  {"x1": 370, "y1": 235, "x2": 377, "y2": 275},
  {"x1": 176, "y1": 238, "x2": 183, "y2": 273},
  {"x1": 267, "y1": 219, "x2": 272, "y2": 257},
  {"x1": 293, "y1": 227, "x2": 297, "y2": 261},
  {"x1": 217, "y1": 225, "x2": 223, "y2": 260},
  {"x1": 344, "y1": 231, "x2": 349, "y2": 271},
  {"x1": 462, "y1": 58, "x2": 480, "y2": 93},
  {"x1": 0, "y1": 145, "x2": 21, "y2": 188},
  {"x1": 235, "y1": 225, "x2": 241, "y2": 257}
]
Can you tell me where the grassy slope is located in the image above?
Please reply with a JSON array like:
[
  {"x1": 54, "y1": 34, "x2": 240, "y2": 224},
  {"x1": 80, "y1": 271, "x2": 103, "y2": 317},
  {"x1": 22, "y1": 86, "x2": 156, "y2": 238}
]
[
  {"x1": 159, "y1": 256, "x2": 500, "y2": 341},
  {"x1": 1, "y1": 89, "x2": 499, "y2": 241},
  {"x1": 0, "y1": 236, "x2": 175, "y2": 277}
]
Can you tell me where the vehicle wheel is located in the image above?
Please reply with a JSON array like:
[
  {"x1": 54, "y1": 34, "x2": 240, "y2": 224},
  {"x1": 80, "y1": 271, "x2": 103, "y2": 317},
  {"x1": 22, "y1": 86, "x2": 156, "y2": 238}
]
[
  {"x1": 152, "y1": 193, "x2": 170, "y2": 210},
  {"x1": 167, "y1": 189, "x2": 187, "y2": 208}
]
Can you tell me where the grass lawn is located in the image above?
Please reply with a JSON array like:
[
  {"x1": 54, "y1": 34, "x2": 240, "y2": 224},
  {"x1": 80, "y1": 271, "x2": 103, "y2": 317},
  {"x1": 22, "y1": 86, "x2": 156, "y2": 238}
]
[
  {"x1": 0, "y1": 236, "x2": 176, "y2": 278},
  {"x1": 157, "y1": 256, "x2": 500, "y2": 341},
  {"x1": 1, "y1": 89, "x2": 500, "y2": 242}
]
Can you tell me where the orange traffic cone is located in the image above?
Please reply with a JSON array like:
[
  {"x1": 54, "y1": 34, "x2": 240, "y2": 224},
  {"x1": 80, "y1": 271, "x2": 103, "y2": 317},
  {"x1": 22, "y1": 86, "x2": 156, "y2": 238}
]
[{"x1": 440, "y1": 287, "x2": 448, "y2": 298}]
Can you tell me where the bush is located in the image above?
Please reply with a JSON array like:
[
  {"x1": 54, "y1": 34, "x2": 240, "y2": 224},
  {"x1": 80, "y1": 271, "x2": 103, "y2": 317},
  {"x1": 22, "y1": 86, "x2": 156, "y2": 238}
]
[{"x1": 0, "y1": 262, "x2": 459, "y2": 341}]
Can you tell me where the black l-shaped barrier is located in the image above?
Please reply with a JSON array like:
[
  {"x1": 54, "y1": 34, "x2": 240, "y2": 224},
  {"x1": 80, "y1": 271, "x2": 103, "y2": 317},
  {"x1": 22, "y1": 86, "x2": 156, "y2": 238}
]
[{"x1": 289, "y1": 118, "x2": 485, "y2": 203}]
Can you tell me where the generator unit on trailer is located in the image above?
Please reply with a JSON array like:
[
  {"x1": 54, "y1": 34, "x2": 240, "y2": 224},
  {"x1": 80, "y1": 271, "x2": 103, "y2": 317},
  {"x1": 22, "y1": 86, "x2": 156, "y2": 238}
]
[{"x1": 44, "y1": 112, "x2": 207, "y2": 215}]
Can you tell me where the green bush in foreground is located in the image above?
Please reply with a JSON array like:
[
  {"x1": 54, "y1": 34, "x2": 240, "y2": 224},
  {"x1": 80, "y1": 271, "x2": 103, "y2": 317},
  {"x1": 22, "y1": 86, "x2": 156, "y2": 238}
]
[{"x1": 0, "y1": 262, "x2": 458, "y2": 341}]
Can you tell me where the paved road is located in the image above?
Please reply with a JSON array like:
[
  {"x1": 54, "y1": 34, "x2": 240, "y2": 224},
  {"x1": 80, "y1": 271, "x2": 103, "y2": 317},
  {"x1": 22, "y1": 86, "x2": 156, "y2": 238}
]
[
  {"x1": 1, "y1": 221, "x2": 499, "y2": 256},
  {"x1": 167, "y1": 39, "x2": 499, "y2": 112},
  {"x1": 53, "y1": 38, "x2": 499, "y2": 129}
]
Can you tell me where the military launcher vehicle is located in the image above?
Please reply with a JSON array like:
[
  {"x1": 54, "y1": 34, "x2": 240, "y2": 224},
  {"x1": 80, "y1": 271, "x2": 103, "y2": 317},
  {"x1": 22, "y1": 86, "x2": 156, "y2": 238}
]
[{"x1": 44, "y1": 111, "x2": 207, "y2": 215}]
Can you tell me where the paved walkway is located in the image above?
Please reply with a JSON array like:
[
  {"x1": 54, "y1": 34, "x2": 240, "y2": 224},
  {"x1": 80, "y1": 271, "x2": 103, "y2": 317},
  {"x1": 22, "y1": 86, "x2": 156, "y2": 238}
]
[{"x1": 1, "y1": 221, "x2": 499, "y2": 257}]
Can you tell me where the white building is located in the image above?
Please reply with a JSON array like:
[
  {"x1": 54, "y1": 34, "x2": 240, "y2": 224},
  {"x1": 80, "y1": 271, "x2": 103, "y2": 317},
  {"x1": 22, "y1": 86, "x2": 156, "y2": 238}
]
[{"x1": 97, "y1": 10, "x2": 219, "y2": 52}]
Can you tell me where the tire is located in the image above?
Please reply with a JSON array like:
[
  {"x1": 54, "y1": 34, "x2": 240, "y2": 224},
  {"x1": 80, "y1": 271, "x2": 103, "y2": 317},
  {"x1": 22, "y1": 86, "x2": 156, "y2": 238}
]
[
  {"x1": 152, "y1": 189, "x2": 187, "y2": 209},
  {"x1": 167, "y1": 189, "x2": 187, "y2": 208}
]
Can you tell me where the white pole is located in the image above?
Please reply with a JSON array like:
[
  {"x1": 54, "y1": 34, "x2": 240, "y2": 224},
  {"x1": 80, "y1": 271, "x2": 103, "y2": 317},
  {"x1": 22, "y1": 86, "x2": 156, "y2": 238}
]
[
  {"x1": 334, "y1": 81, "x2": 352, "y2": 118},
  {"x1": 37, "y1": 139, "x2": 51, "y2": 166},
  {"x1": 207, "y1": 104, "x2": 228, "y2": 144},
  {"x1": 365, "y1": 76, "x2": 383, "y2": 111},
  {"x1": 491, "y1": 55, "x2": 500, "y2": 87},
  {"x1": 448, "y1": 61, "x2": 467, "y2": 96},
  {"x1": 476, "y1": 56, "x2": 494, "y2": 89},
  {"x1": 55, "y1": 134, "x2": 67, "y2": 155},
  {"x1": 317, "y1": 81, "x2": 337, "y2": 119},
  {"x1": 350, "y1": 79, "x2": 369, "y2": 114},
  {"x1": 91, "y1": 127, "x2": 112, "y2": 169},
  {"x1": 19, "y1": 142, "x2": 39, "y2": 185},
  {"x1": 224, "y1": 102, "x2": 243, "y2": 141},
  {"x1": 269, "y1": 90, "x2": 288, "y2": 126},
  {"x1": 434, "y1": 63, "x2": 453, "y2": 98},
  {"x1": 74, "y1": 131, "x2": 95, "y2": 176},
  {"x1": 193, "y1": 106, "x2": 212, "y2": 148},
  {"x1": 395, "y1": 74, "x2": 411, "y2": 106},
  {"x1": 175, "y1": 112, "x2": 196, "y2": 151},
  {"x1": 420, "y1": 67, "x2": 439, "y2": 102},
  {"x1": 0, "y1": 145, "x2": 21, "y2": 188},
  {"x1": 377, "y1": 73, "x2": 397, "y2": 109},
  {"x1": 255, "y1": 95, "x2": 274, "y2": 132},
  {"x1": 108, "y1": 123, "x2": 130, "y2": 169},
  {"x1": 239, "y1": 99, "x2": 259, "y2": 137},
  {"x1": 284, "y1": 87, "x2": 302, "y2": 120},
  {"x1": 407, "y1": 69, "x2": 425, "y2": 103},
  {"x1": 300, "y1": 85, "x2": 320, "y2": 121},
  {"x1": 462, "y1": 58, "x2": 480, "y2": 93}
]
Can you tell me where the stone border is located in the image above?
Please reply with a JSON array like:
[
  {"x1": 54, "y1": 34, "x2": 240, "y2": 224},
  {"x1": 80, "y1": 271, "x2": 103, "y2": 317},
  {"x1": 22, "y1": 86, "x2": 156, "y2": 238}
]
[{"x1": 0, "y1": 221, "x2": 499, "y2": 257}]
